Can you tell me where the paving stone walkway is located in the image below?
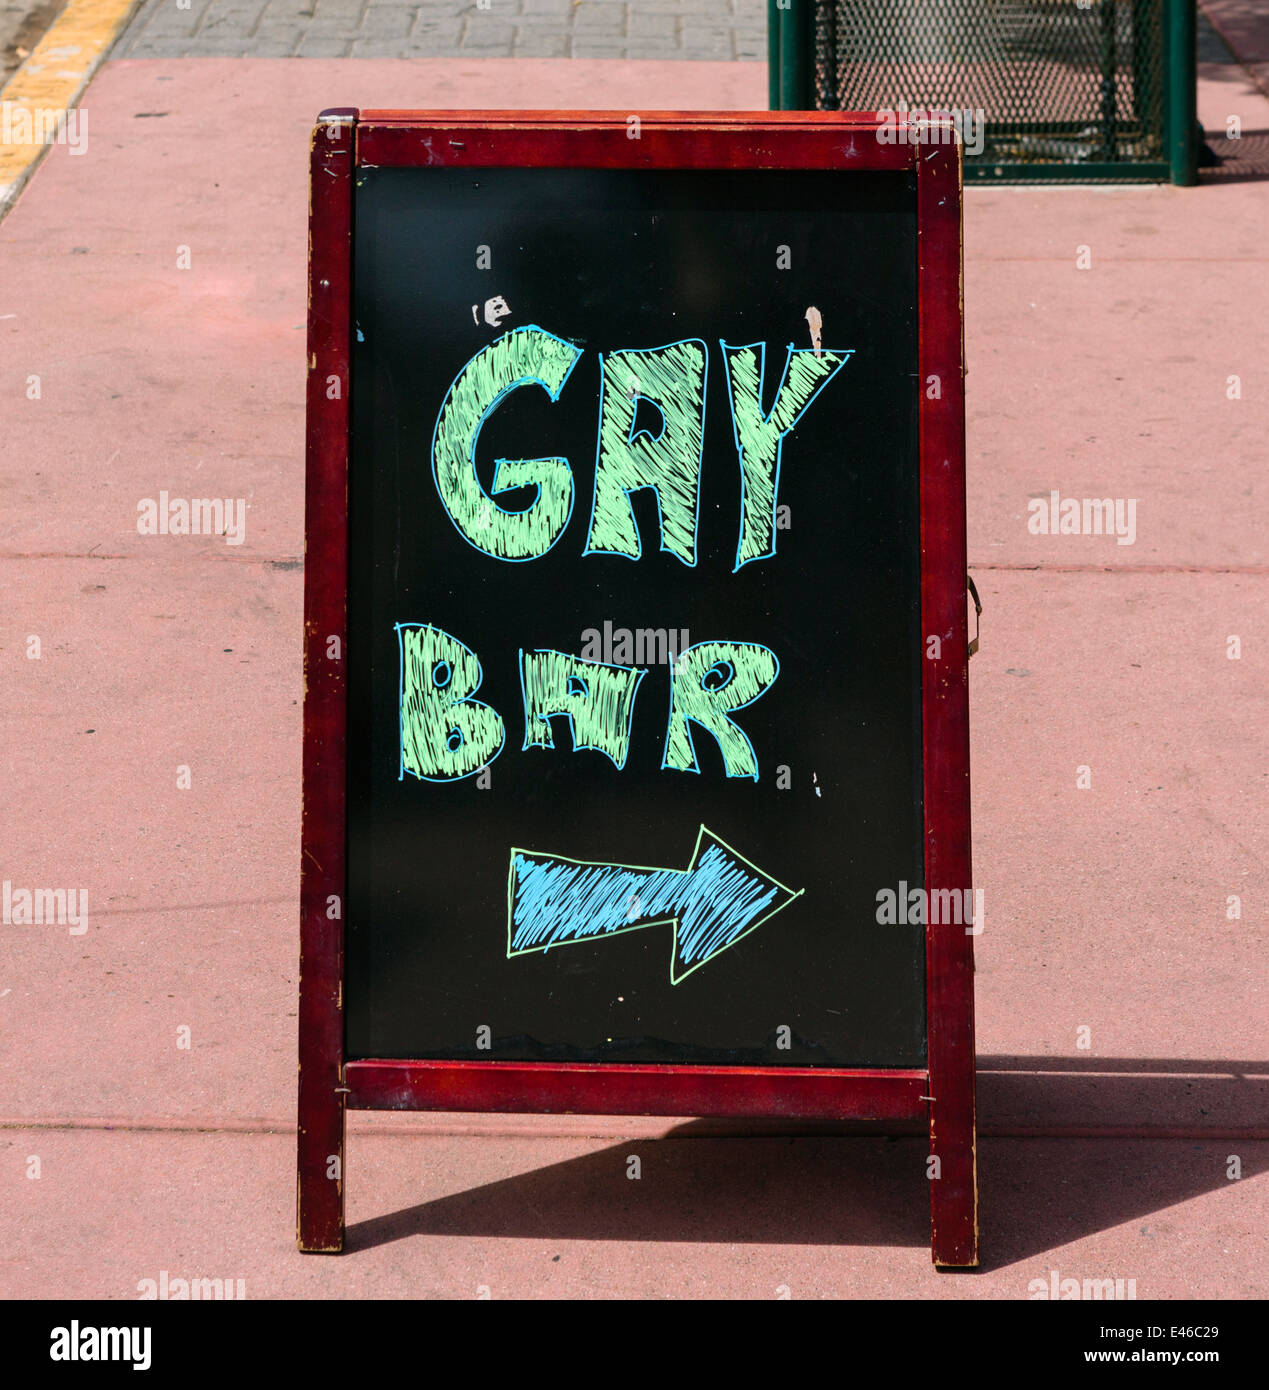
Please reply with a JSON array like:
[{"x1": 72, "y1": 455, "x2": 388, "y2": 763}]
[
  {"x1": 113, "y1": 0, "x2": 769, "y2": 61},
  {"x1": 109, "y1": 0, "x2": 1247, "y2": 69}
]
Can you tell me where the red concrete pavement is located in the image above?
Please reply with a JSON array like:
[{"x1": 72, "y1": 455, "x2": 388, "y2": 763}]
[
  {"x1": 1, "y1": 56, "x2": 1266, "y2": 1297},
  {"x1": 1203, "y1": 0, "x2": 1269, "y2": 95},
  {"x1": 7, "y1": 1128, "x2": 1265, "y2": 1298}
]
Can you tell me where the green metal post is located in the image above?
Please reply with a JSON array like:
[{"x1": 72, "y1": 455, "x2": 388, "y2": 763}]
[
  {"x1": 1166, "y1": 0, "x2": 1197, "y2": 185},
  {"x1": 768, "y1": 0, "x2": 782, "y2": 110},
  {"x1": 777, "y1": 0, "x2": 813, "y2": 111}
]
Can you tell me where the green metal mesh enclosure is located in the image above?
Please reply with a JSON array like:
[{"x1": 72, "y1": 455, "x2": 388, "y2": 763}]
[{"x1": 770, "y1": 0, "x2": 1197, "y2": 183}]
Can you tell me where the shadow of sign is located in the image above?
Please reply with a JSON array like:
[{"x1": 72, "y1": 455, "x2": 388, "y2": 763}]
[{"x1": 345, "y1": 1055, "x2": 1268, "y2": 1269}]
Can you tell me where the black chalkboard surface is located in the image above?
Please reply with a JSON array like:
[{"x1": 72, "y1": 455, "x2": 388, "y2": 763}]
[{"x1": 344, "y1": 165, "x2": 924, "y2": 1068}]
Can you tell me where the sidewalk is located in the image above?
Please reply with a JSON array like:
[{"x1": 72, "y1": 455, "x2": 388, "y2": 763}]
[
  {"x1": 0, "y1": 24, "x2": 1266, "y2": 1297},
  {"x1": 113, "y1": 0, "x2": 770, "y2": 60}
]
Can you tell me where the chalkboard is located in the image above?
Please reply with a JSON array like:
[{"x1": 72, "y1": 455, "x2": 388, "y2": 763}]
[
  {"x1": 345, "y1": 165, "x2": 923, "y2": 1067},
  {"x1": 299, "y1": 111, "x2": 976, "y2": 1265}
]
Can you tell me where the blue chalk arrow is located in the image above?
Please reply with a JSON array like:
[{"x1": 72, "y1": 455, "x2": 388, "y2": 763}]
[{"x1": 506, "y1": 826, "x2": 803, "y2": 985}]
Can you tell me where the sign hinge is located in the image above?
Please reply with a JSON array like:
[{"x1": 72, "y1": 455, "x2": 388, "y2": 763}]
[{"x1": 967, "y1": 574, "x2": 982, "y2": 658}]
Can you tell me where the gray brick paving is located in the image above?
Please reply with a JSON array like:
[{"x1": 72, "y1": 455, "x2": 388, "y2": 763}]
[
  {"x1": 113, "y1": 0, "x2": 769, "y2": 60},
  {"x1": 110, "y1": 0, "x2": 1244, "y2": 68}
]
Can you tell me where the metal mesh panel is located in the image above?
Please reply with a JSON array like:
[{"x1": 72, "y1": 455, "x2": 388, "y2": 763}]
[{"x1": 813, "y1": 0, "x2": 1165, "y2": 172}]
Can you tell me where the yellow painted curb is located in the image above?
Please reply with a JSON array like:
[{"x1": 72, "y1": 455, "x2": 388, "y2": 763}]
[{"x1": 0, "y1": 0, "x2": 139, "y2": 210}]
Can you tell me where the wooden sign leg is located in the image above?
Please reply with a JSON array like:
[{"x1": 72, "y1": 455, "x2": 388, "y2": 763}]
[
  {"x1": 297, "y1": 891, "x2": 345, "y2": 1251},
  {"x1": 917, "y1": 139, "x2": 976, "y2": 1268},
  {"x1": 924, "y1": 771, "x2": 979, "y2": 1269},
  {"x1": 929, "y1": 1054, "x2": 978, "y2": 1268},
  {"x1": 297, "y1": 106, "x2": 355, "y2": 1255},
  {"x1": 297, "y1": 1044, "x2": 345, "y2": 1253},
  {"x1": 925, "y1": 815, "x2": 977, "y2": 1266}
]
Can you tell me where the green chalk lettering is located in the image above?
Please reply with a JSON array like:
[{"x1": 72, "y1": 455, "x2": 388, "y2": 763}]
[
  {"x1": 432, "y1": 326, "x2": 583, "y2": 561},
  {"x1": 520, "y1": 650, "x2": 646, "y2": 770},
  {"x1": 586, "y1": 341, "x2": 707, "y2": 566},
  {"x1": 722, "y1": 343, "x2": 850, "y2": 570},
  {"x1": 400, "y1": 625, "x2": 505, "y2": 780},
  {"x1": 663, "y1": 641, "x2": 779, "y2": 780}
]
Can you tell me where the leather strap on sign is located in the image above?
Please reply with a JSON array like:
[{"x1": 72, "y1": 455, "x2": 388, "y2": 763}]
[{"x1": 967, "y1": 575, "x2": 982, "y2": 658}]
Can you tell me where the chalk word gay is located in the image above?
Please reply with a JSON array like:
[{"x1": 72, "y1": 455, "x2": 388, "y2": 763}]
[{"x1": 432, "y1": 325, "x2": 851, "y2": 572}]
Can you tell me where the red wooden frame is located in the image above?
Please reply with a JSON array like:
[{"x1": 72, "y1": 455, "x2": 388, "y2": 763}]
[{"x1": 299, "y1": 110, "x2": 976, "y2": 1267}]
